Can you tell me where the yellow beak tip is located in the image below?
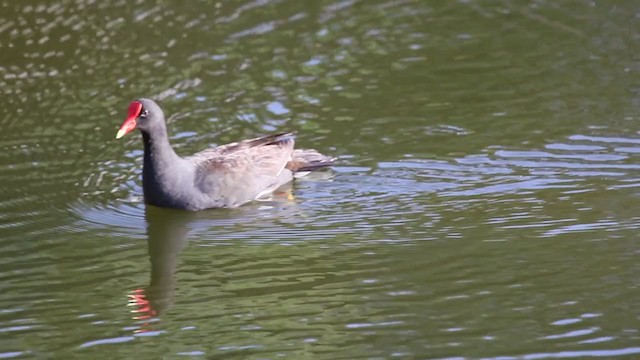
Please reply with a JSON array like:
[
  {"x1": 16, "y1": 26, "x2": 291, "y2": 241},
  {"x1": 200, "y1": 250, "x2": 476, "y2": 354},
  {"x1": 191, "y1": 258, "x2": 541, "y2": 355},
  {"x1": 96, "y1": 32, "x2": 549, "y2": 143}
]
[{"x1": 115, "y1": 130, "x2": 126, "y2": 139}]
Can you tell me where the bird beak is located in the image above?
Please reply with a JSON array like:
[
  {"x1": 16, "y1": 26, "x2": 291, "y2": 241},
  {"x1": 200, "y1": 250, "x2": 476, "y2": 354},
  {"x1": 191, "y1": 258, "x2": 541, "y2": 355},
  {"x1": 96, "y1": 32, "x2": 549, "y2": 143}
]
[
  {"x1": 116, "y1": 119, "x2": 136, "y2": 139},
  {"x1": 116, "y1": 101, "x2": 142, "y2": 139}
]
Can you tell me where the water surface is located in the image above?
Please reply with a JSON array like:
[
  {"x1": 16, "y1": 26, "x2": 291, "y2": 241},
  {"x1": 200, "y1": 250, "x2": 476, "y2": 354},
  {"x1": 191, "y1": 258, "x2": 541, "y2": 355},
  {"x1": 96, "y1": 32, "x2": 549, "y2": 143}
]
[{"x1": 1, "y1": 1, "x2": 639, "y2": 359}]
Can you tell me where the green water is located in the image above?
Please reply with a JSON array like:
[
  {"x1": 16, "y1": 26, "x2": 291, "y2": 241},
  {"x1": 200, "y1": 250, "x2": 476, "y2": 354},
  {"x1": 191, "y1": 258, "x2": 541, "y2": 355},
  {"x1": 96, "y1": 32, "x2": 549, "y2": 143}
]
[{"x1": 1, "y1": 1, "x2": 639, "y2": 359}]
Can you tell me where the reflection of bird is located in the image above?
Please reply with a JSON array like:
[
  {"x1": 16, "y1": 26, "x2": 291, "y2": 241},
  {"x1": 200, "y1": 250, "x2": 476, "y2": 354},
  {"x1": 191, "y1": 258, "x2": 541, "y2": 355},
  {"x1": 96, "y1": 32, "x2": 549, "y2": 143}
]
[
  {"x1": 126, "y1": 174, "x2": 323, "y2": 328},
  {"x1": 115, "y1": 98, "x2": 335, "y2": 211},
  {"x1": 128, "y1": 207, "x2": 195, "y2": 325}
]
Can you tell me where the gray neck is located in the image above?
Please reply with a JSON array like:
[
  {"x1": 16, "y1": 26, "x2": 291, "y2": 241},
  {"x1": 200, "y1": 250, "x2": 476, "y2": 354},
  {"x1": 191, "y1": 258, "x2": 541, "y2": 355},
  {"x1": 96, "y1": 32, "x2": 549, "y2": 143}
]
[
  {"x1": 142, "y1": 125, "x2": 181, "y2": 169},
  {"x1": 141, "y1": 125, "x2": 190, "y2": 206}
]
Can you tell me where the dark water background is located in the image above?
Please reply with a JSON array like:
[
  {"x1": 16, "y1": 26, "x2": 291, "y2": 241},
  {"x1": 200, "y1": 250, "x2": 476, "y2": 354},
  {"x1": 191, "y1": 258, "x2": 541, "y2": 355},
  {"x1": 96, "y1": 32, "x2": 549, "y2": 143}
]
[{"x1": 1, "y1": 0, "x2": 639, "y2": 358}]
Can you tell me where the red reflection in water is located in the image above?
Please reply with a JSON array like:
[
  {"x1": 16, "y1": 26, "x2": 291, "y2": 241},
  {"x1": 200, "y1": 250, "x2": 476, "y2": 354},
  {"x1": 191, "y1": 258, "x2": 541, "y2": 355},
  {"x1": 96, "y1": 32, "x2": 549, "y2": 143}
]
[{"x1": 127, "y1": 288, "x2": 157, "y2": 333}]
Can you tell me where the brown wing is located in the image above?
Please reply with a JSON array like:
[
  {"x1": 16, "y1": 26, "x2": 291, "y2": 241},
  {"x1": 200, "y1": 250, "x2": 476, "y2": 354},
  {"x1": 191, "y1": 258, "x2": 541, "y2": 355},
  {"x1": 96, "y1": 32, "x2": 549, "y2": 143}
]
[
  {"x1": 188, "y1": 133, "x2": 296, "y2": 206},
  {"x1": 190, "y1": 132, "x2": 295, "y2": 159}
]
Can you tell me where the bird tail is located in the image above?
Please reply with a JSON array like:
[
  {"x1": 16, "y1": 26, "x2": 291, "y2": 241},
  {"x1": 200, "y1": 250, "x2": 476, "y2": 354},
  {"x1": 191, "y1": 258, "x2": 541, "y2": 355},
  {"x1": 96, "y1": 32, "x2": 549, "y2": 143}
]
[{"x1": 286, "y1": 149, "x2": 336, "y2": 172}]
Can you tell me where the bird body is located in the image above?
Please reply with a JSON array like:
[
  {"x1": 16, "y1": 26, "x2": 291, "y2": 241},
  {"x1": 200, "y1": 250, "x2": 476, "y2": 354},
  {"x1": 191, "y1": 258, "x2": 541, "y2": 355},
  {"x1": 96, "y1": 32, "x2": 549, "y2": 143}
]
[{"x1": 116, "y1": 99, "x2": 334, "y2": 211}]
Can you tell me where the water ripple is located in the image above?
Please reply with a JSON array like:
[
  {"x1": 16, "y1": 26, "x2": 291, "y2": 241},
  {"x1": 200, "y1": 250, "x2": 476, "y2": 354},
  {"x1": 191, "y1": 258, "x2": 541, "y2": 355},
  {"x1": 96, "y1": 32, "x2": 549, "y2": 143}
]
[{"x1": 0, "y1": 0, "x2": 639, "y2": 358}]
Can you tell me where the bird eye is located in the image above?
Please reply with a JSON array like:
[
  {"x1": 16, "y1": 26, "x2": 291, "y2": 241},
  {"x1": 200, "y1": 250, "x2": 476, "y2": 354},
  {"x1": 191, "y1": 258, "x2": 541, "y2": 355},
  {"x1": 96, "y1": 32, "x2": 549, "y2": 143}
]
[{"x1": 140, "y1": 109, "x2": 149, "y2": 118}]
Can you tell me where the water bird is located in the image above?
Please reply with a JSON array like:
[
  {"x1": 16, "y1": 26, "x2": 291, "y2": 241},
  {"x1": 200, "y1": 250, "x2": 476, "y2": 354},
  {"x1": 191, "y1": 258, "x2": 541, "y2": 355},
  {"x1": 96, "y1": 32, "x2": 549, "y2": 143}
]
[{"x1": 116, "y1": 98, "x2": 335, "y2": 210}]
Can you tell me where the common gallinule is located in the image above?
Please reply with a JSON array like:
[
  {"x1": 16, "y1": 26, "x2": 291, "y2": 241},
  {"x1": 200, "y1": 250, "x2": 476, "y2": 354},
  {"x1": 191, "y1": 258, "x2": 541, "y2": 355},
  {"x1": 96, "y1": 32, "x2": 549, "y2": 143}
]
[{"x1": 116, "y1": 98, "x2": 335, "y2": 211}]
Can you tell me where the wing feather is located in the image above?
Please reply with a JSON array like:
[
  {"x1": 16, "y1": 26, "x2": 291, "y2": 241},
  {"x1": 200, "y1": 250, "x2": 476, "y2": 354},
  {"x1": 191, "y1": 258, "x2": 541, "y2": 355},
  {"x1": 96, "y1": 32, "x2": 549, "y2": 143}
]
[{"x1": 187, "y1": 133, "x2": 295, "y2": 206}]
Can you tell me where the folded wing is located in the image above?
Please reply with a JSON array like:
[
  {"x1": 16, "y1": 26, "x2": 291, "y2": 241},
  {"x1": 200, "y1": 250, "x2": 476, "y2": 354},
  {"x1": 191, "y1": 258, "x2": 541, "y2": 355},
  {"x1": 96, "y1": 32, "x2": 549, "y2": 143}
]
[{"x1": 188, "y1": 133, "x2": 296, "y2": 206}]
